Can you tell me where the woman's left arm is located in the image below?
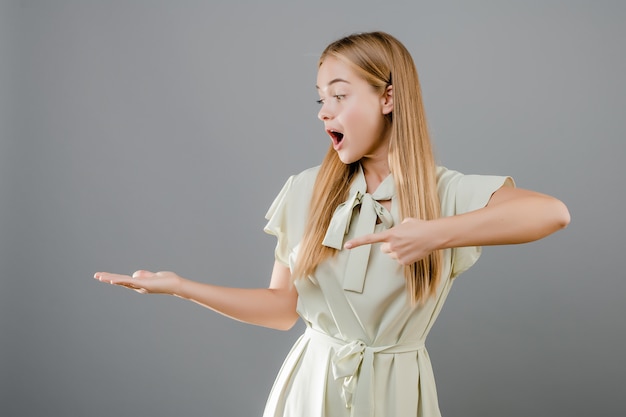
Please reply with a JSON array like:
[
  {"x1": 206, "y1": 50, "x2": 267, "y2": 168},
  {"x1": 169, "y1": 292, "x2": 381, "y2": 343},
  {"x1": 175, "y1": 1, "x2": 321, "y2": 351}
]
[
  {"x1": 440, "y1": 186, "x2": 570, "y2": 247},
  {"x1": 345, "y1": 186, "x2": 570, "y2": 265}
]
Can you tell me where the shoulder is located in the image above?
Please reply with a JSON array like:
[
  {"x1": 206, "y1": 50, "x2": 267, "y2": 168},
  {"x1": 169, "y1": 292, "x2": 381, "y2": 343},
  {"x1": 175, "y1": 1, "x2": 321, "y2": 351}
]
[
  {"x1": 276, "y1": 165, "x2": 320, "y2": 201},
  {"x1": 266, "y1": 165, "x2": 320, "y2": 217},
  {"x1": 290, "y1": 165, "x2": 321, "y2": 188},
  {"x1": 264, "y1": 166, "x2": 320, "y2": 253},
  {"x1": 269, "y1": 165, "x2": 320, "y2": 199},
  {"x1": 436, "y1": 165, "x2": 513, "y2": 192},
  {"x1": 435, "y1": 165, "x2": 514, "y2": 216},
  {"x1": 435, "y1": 166, "x2": 463, "y2": 194}
]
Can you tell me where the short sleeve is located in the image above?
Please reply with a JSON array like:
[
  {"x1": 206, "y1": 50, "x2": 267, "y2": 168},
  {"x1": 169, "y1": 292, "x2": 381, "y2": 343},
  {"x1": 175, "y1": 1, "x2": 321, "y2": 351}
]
[
  {"x1": 437, "y1": 167, "x2": 515, "y2": 278},
  {"x1": 264, "y1": 175, "x2": 295, "y2": 267}
]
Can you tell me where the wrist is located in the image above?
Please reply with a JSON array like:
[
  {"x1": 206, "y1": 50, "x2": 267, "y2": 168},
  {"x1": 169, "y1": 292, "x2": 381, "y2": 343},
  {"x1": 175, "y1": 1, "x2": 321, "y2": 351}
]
[
  {"x1": 172, "y1": 275, "x2": 187, "y2": 298},
  {"x1": 430, "y1": 217, "x2": 456, "y2": 251}
]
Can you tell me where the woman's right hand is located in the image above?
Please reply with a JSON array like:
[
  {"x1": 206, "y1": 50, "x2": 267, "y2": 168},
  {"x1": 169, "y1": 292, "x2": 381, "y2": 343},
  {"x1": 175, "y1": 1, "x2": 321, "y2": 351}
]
[
  {"x1": 94, "y1": 270, "x2": 182, "y2": 295},
  {"x1": 94, "y1": 262, "x2": 299, "y2": 330}
]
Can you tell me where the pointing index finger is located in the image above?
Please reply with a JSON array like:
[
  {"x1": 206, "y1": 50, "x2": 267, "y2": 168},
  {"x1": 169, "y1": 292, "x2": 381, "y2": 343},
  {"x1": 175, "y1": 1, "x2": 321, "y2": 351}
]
[{"x1": 344, "y1": 231, "x2": 388, "y2": 249}]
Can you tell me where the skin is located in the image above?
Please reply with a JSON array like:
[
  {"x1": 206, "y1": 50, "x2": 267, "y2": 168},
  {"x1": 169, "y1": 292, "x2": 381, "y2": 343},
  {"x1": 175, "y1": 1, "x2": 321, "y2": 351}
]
[
  {"x1": 95, "y1": 263, "x2": 298, "y2": 331},
  {"x1": 316, "y1": 56, "x2": 393, "y2": 192},
  {"x1": 345, "y1": 187, "x2": 570, "y2": 264},
  {"x1": 94, "y1": 56, "x2": 570, "y2": 331}
]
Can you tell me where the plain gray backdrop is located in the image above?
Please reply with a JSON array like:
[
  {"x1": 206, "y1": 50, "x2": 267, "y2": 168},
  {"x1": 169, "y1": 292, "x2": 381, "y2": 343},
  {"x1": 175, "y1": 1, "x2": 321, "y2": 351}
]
[{"x1": 2, "y1": 1, "x2": 625, "y2": 416}]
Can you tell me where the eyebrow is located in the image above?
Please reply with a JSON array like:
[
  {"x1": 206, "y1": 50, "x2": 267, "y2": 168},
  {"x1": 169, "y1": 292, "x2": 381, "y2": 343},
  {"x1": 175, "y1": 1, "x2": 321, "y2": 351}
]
[{"x1": 316, "y1": 78, "x2": 351, "y2": 90}]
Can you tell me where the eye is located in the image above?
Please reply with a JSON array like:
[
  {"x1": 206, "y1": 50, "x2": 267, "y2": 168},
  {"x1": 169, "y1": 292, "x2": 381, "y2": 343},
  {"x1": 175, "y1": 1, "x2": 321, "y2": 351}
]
[{"x1": 316, "y1": 94, "x2": 346, "y2": 105}]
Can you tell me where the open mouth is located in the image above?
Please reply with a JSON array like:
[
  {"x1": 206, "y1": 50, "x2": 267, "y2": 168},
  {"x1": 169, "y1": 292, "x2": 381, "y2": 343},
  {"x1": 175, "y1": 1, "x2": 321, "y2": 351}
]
[{"x1": 328, "y1": 130, "x2": 344, "y2": 144}]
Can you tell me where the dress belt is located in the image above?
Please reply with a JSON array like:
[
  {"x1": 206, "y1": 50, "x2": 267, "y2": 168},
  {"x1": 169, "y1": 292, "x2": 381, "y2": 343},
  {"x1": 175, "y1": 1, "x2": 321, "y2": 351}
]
[{"x1": 305, "y1": 327, "x2": 425, "y2": 417}]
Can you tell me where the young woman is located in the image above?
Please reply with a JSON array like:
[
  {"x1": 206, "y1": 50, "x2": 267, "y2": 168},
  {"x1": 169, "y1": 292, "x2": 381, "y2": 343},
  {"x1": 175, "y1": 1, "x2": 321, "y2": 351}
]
[{"x1": 95, "y1": 31, "x2": 570, "y2": 417}]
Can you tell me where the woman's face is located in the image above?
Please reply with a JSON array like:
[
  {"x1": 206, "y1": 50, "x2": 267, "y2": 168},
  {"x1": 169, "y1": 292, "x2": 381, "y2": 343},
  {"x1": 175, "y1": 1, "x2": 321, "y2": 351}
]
[{"x1": 316, "y1": 56, "x2": 393, "y2": 165}]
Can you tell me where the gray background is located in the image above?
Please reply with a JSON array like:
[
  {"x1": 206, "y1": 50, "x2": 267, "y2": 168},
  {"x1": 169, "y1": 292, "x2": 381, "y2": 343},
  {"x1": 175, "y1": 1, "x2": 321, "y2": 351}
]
[{"x1": 2, "y1": 1, "x2": 625, "y2": 416}]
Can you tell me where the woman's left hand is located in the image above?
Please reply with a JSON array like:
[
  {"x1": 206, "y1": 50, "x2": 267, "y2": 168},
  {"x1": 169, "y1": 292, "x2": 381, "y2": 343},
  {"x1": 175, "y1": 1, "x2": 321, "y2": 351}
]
[{"x1": 344, "y1": 218, "x2": 442, "y2": 265}]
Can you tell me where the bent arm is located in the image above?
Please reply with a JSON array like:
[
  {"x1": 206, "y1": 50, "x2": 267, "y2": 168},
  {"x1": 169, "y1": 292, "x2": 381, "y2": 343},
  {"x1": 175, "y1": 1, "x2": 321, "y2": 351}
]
[
  {"x1": 345, "y1": 185, "x2": 570, "y2": 266},
  {"x1": 437, "y1": 185, "x2": 570, "y2": 248},
  {"x1": 94, "y1": 261, "x2": 299, "y2": 331}
]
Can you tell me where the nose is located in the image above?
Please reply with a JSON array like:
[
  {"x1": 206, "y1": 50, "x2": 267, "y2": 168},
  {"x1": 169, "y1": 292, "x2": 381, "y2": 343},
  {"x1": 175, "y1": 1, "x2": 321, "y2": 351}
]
[{"x1": 317, "y1": 102, "x2": 333, "y2": 121}]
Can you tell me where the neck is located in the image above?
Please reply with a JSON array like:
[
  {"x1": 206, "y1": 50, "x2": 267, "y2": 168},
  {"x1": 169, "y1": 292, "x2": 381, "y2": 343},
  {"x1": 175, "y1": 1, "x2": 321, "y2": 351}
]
[{"x1": 361, "y1": 157, "x2": 390, "y2": 194}]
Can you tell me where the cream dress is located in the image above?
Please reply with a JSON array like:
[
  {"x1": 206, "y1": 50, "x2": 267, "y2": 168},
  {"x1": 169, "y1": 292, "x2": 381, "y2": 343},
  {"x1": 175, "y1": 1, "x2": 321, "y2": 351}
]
[{"x1": 263, "y1": 164, "x2": 513, "y2": 417}]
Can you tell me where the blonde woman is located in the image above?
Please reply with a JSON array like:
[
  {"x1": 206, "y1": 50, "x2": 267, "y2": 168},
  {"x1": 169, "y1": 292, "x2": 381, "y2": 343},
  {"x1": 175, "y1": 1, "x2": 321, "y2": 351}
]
[{"x1": 95, "y1": 31, "x2": 570, "y2": 417}]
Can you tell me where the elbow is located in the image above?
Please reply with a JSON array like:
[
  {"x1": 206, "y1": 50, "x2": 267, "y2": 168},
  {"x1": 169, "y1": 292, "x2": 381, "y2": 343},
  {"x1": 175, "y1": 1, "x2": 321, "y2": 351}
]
[
  {"x1": 273, "y1": 314, "x2": 300, "y2": 331},
  {"x1": 280, "y1": 312, "x2": 301, "y2": 331},
  {"x1": 528, "y1": 197, "x2": 570, "y2": 242},
  {"x1": 553, "y1": 199, "x2": 571, "y2": 230},
  {"x1": 537, "y1": 198, "x2": 570, "y2": 239}
]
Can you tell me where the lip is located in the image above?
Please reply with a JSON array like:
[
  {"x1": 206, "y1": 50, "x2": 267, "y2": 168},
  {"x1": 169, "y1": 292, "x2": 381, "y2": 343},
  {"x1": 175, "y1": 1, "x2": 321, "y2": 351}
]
[{"x1": 326, "y1": 128, "x2": 344, "y2": 150}]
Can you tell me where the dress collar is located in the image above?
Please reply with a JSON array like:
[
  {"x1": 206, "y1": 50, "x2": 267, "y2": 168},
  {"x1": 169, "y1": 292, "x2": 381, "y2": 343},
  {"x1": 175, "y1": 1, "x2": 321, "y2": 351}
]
[{"x1": 321, "y1": 164, "x2": 396, "y2": 293}]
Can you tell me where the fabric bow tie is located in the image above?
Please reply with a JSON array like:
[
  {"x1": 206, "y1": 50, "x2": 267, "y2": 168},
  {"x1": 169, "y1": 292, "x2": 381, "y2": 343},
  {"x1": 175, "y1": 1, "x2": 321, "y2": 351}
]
[{"x1": 321, "y1": 167, "x2": 395, "y2": 293}]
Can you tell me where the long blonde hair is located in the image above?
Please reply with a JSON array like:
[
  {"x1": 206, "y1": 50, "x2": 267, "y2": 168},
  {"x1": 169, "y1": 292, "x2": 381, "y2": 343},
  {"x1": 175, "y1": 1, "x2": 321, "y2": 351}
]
[{"x1": 293, "y1": 32, "x2": 443, "y2": 304}]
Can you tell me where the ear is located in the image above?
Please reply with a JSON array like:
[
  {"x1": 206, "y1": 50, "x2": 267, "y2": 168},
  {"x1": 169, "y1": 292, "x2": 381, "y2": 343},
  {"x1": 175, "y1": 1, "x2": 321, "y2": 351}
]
[{"x1": 380, "y1": 84, "x2": 393, "y2": 115}]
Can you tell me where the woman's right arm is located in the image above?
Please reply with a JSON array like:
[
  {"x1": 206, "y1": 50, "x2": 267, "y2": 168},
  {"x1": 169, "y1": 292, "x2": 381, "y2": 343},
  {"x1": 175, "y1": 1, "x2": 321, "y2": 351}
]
[{"x1": 94, "y1": 261, "x2": 299, "y2": 331}]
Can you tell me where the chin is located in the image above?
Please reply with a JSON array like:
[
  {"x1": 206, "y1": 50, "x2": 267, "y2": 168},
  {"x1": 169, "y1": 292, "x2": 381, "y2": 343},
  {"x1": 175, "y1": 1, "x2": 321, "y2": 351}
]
[{"x1": 336, "y1": 151, "x2": 359, "y2": 165}]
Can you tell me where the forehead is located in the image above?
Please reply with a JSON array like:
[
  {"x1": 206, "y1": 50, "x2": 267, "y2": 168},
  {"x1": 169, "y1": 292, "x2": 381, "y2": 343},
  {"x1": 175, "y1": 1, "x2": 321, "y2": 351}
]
[{"x1": 316, "y1": 56, "x2": 361, "y2": 90}]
